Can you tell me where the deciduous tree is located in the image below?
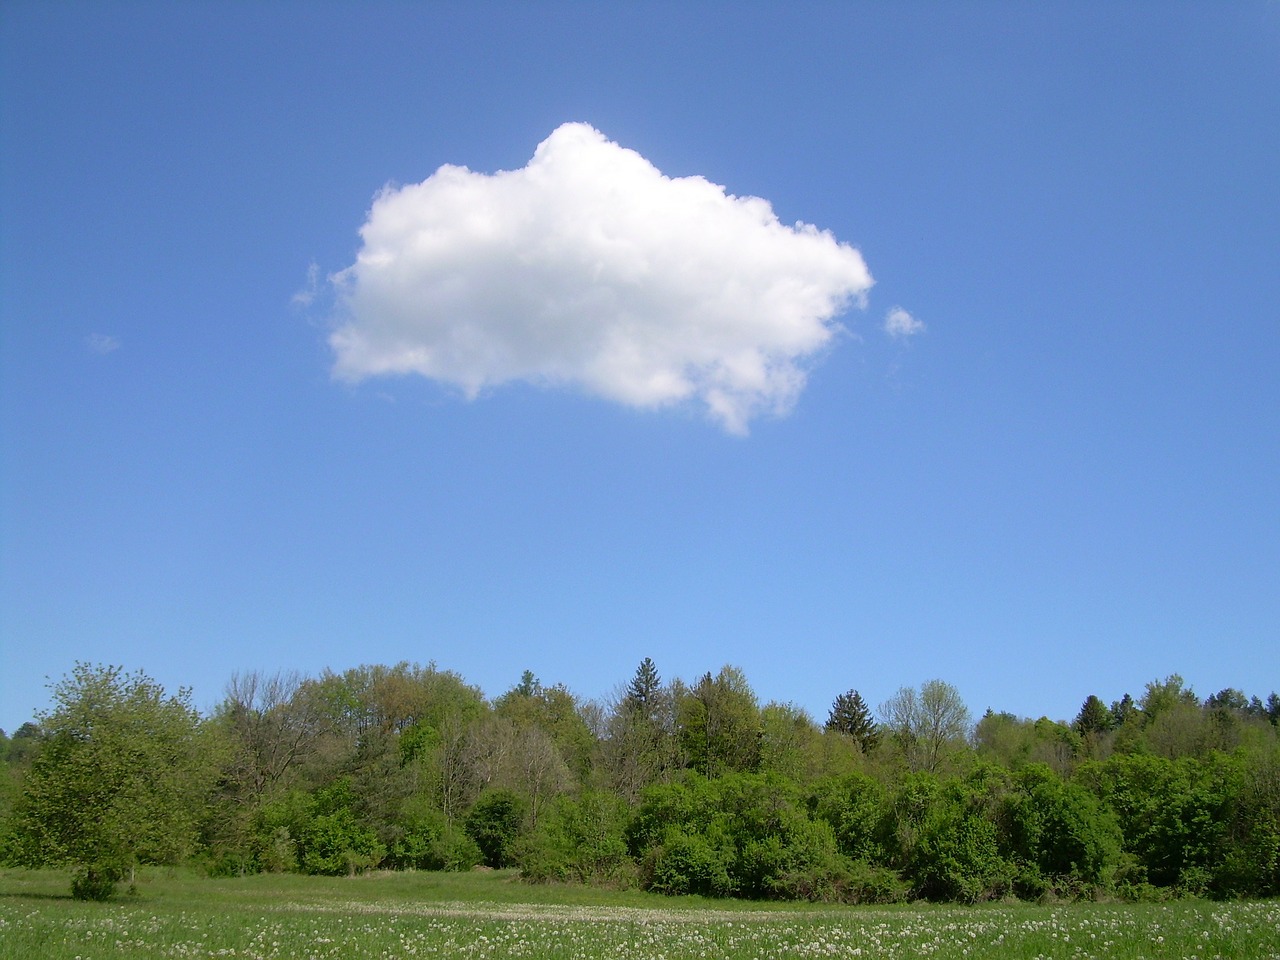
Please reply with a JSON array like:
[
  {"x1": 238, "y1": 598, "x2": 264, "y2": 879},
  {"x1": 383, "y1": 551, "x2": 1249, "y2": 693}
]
[
  {"x1": 879, "y1": 680, "x2": 971, "y2": 773},
  {"x1": 676, "y1": 666, "x2": 761, "y2": 778},
  {"x1": 11, "y1": 664, "x2": 212, "y2": 899}
]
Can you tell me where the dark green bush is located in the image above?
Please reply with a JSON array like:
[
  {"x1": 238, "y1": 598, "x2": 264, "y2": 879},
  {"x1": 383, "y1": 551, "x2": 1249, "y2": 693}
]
[
  {"x1": 70, "y1": 860, "x2": 125, "y2": 901},
  {"x1": 392, "y1": 809, "x2": 480, "y2": 871},
  {"x1": 1001, "y1": 764, "x2": 1122, "y2": 891},
  {"x1": 465, "y1": 789, "x2": 528, "y2": 869}
]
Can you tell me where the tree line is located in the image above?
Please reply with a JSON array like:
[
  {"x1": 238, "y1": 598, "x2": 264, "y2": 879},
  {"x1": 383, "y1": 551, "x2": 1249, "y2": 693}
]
[{"x1": 0, "y1": 659, "x2": 1276, "y2": 903}]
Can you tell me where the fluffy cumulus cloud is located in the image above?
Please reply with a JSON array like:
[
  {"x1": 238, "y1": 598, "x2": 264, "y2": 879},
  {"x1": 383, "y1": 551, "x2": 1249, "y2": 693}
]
[
  {"x1": 884, "y1": 306, "x2": 924, "y2": 339},
  {"x1": 329, "y1": 123, "x2": 873, "y2": 433}
]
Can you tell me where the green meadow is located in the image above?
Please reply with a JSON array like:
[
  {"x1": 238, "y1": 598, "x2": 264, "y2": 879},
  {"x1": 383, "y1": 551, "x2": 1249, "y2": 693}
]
[{"x1": 1, "y1": 868, "x2": 1277, "y2": 960}]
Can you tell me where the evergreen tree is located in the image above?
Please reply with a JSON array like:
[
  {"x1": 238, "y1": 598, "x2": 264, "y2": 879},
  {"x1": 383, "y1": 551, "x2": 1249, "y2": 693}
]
[
  {"x1": 1110, "y1": 693, "x2": 1139, "y2": 726},
  {"x1": 1206, "y1": 688, "x2": 1250, "y2": 713},
  {"x1": 826, "y1": 689, "x2": 880, "y2": 752},
  {"x1": 604, "y1": 659, "x2": 676, "y2": 801},
  {"x1": 513, "y1": 670, "x2": 542, "y2": 699},
  {"x1": 625, "y1": 657, "x2": 662, "y2": 710},
  {"x1": 1072, "y1": 695, "x2": 1114, "y2": 736}
]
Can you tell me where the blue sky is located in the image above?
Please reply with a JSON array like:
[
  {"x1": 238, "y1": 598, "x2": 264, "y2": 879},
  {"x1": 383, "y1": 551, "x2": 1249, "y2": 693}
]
[{"x1": 2, "y1": 2, "x2": 1278, "y2": 734}]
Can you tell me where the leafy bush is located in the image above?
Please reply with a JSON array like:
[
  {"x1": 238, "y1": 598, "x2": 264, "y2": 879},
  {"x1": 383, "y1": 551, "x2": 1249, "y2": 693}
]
[
  {"x1": 257, "y1": 782, "x2": 386, "y2": 876},
  {"x1": 809, "y1": 772, "x2": 889, "y2": 863},
  {"x1": 630, "y1": 772, "x2": 856, "y2": 901},
  {"x1": 518, "y1": 791, "x2": 635, "y2": 887},
  {"x1": 1080, "y1": 753, "x2": 1241, "y2": 892},
  {"x1": 70, "y1": 859, "x2": 126, "y2": 901},
  {"x1": 1216, "y1": 747, "x2": 1280, "y2": 896},
  {"x1": 836, "y1": 858, "x2": 911, "y2": 904},
  {"x1": 887, "y1": 772, "x2": 1013, "y2": 902},
  {"x1": 646, "y1": 826, "x2": 737, "y2": 897},
  {"x1": 465, "y1": 789, "x2": 528, "y2": 869},
  {"x1": 1000, "y1": 764, "x2": 1122, "y2": 892},
  {"x1": 393, "y1": 811, "x2": 480, "y2": 872},
  {"x1": 260, "y1": 825, "x2": 299, "y2": 874},
  {"x1": 301, "y1": 810, "x2": 386, "y2": 875}
]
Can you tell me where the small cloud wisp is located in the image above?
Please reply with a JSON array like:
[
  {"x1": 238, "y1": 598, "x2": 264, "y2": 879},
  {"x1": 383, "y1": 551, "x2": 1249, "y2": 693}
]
[
  {"x1": 85, "y1": 333, "x2": 121, "y2": 355},
  {"x1": 884, "y1": 307, "x2": 925, "y2": 339}
]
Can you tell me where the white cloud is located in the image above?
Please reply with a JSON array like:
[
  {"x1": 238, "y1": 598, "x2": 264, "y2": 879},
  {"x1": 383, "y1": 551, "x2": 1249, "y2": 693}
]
[
  {"x1": 328, "y1": 122, "x2": 873, "y2": 434},
  {"x1": 85, "y1": 333, "x2": 121, "y2": 354},
  {"x1": 884, "y1": 307, "x2": 924, "y2": 339}
]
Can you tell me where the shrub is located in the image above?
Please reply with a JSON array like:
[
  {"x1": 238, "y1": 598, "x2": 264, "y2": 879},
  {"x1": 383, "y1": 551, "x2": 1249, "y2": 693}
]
[
  {"x1": 394, "y1": 812, "x2": 480, "y2": 872},
  {"x1": 70, "y1": 859, "x2": 125, "y2": 901},
  {"x1": 646, "y1": 826, "x2": 736, "y2": 897},
  {"x1": 301, "y1": 810, "x2": 386, "y2": 875},
  {"x1": 836, "y1": 858, "x2": 911, "y2": 904},
  {"x1": 260, "y1": 825, "x2": 299, "y2": 873},
  {"x1": 888, "y1": 772, "x2": 1013, "y2": 902},
  {"x1": 1001, "y1": 764, "x2": 1122, "y2": 891},
  {"x1": 809, "y1": 772, "x2": 889, "y2": 863},
  {"x1": 519, "y1": 791, "x2": 635, "y2": 887},
  {"x1": 465, "y1": 790, "x2": 528, "y2": 869}
]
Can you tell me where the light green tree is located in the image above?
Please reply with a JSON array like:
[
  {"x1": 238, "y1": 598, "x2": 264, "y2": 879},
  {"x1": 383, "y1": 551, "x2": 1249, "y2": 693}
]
[
  {"x1": 11, "y1": 663, "x2": 212, "y2": 899},
  {"x1": 759, "y1": 701, "x2": 822, "y2": 782},
  {"x1": 1139, "y1": 674, "x2": 1200, "y2": 721},
  {"x1": 879, "y1": 679, "x2": 971, "y2": 773},
  {"x1": 676, "y1": 666, "x2": 762, "y2": 778}
]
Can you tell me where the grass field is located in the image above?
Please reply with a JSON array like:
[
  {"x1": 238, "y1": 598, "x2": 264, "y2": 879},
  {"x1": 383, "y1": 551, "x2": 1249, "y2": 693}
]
[{"x1": 1, "y1": 868, "x2": 1277, "y2": 959}]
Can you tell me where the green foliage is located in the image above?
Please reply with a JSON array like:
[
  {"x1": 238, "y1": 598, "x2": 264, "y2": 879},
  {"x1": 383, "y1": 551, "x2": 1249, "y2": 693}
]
[
  {"x1": 465, "y1": 789, "x2": 528, "y2": 868},
  {"x1": 390, "y1": 797, "x2": 480, "y2": 871},
  {"x1": 825, "y1": 689, "x2": 880, "y2": 752},
  {"x1": 809, "y1": 771, "x2": 889, "y2": 863},
  {"x1": 10, "y1": 664, "x2": 211, "y2": 899},
  {"x1": 301, "y1": 810, "x2": 385, "y2": 876},
  {"x1": 1073, "y1": 696, "x2": 1114, "y2": 737},
  {"x1": 625, "y1": 658, "x2": 662, "y2": 708},
  {"x1": 1216, "y1": 744, "x2": 1280, "y2": 896},
  {"x1": 1109, "y1": 693, "x2": 1141, "y2": 734},
  {"x1": 494, "y1": 678, "x2": 596, "y2": 785},
  {"x1": 646, "y1": 825, "x2": 737, "y2": 897},
  {"x1": 835, "y1": 858, "x2": 912, "y2": 904},
  {"x1": 257, "y1": 782, "x2": 386, "y2": 876},
  {"x1": 7, "y1": 657, "x2": 1279, "y2": 905},
  {"x1": 675, "y1": 667, "x2": 762, "y2": 778},
  {"x1": 1078, "y1": 752, "x2": 1242, "y2": 893},
  {"x1": 887, "y1": 771, "x2": 1013, "y2": 903},
  {"x1": 69, "y1": 860, "x2": 127, "y2": 901},
  {"x1": 1139, "y1": 674, "x2": 1200, "y2": 721},
  {"x1": 999, "y1": 764, "x2": 1122, "y2": 896},
  {"x1": 758, "y1": 702, "x2": 821, "y2": 782},
  {"x1": 974, "y1": 712, "x2": 1081, "y2": 774},
  {"x1": 4, "y1": 723, "x2": 43, "y2": 767},
  {"x1": 878, "y1": 680, "x2": 970, "y2": 773},
  {"x1": 604, "y1": 665, "x2": 678, "y2": 802},
  {"x1": 519, "y1": 791, "x2": 635, "y2": 887},
  {"x1": 630, "y1": 772, "x2": 851, "y2": 901}
]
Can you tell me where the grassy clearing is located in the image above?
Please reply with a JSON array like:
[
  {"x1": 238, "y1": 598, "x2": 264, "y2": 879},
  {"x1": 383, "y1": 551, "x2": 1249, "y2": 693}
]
[{"x1": 0, "y1": 868, "x2": 1277, "y2": 959}]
